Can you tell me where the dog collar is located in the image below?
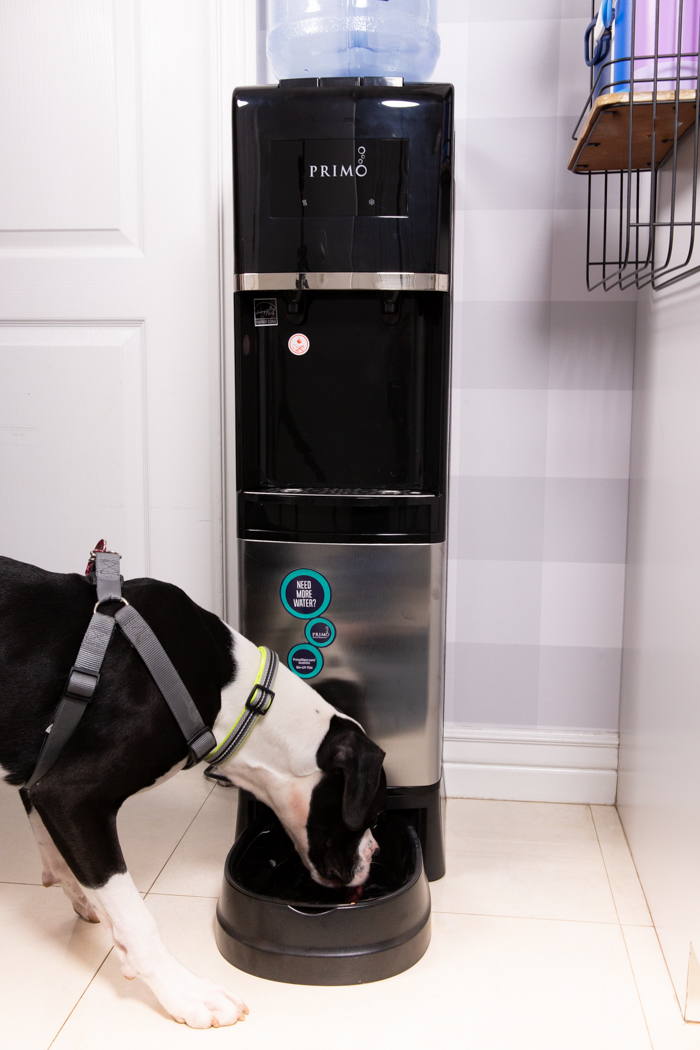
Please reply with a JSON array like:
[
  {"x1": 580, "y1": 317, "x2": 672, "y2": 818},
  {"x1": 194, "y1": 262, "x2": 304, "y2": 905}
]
[{"x1": 204, "y1": 646, "x2": 279, "y2": 781}]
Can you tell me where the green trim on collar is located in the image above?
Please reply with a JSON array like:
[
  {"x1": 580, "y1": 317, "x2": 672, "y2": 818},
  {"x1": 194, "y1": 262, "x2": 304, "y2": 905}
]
[{"x1": 205, "y1": 646, "x2": 279, "y2": 769}]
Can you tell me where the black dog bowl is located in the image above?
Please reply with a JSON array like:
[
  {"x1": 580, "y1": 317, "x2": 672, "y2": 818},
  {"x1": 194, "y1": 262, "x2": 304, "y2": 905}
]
[{"x1": 215, "y1": 812, "x2": 431, "y2": 985}]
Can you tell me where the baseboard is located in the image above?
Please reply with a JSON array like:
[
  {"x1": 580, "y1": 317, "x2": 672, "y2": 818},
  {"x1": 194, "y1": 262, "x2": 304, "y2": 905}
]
[{"x1": 443, "y1": 725, "x2": 619, "y2": 805}]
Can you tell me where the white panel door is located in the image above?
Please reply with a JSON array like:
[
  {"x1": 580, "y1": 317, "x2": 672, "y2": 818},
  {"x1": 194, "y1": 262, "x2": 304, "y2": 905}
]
[
  {"x1": 0, "y1": 0, "x2": 257, "y2": 614},
  {"x1": 0, "y1": 325, "x2": 147, "y2": 574}
]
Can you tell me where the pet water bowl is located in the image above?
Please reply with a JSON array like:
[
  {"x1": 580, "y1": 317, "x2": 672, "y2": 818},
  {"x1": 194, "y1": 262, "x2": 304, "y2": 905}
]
[{"x1": 215, "y1": 811, "x2": 431, "y2": 985}]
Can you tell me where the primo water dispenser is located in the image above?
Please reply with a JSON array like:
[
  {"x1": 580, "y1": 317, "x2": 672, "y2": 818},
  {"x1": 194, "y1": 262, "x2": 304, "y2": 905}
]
[{"x1": 218, "y1": 76, "x2": 453, "y2": 982}]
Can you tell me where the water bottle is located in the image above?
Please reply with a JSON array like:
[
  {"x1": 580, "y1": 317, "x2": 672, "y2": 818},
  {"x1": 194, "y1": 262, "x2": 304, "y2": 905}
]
[{"x1": 267, "y1": 0, "x2": 441, "y2": 82}]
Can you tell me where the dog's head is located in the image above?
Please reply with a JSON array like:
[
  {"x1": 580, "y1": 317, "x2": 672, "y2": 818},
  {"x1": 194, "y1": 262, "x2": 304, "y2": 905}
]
[
  {"x1": 266, "y1": 710, "x2": 385, "y2": 887},
  {"x1": 304, "y1": 715, "x2": 386, "y2": 887}
]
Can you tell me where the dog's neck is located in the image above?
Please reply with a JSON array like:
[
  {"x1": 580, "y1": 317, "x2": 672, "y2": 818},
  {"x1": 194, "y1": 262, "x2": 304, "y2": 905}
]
[{"x1": 210, "y1": 627, "x2": 337, "y2": 865}]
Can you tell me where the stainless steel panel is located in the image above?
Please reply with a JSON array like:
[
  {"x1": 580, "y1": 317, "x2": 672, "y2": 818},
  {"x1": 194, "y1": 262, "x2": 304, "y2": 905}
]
[
  {"x1": 234, "y1": 272, "x2": 450, "y2": 293},
  {"x1": 239, "y1": 539, "x2": 446, "y2": 787}
]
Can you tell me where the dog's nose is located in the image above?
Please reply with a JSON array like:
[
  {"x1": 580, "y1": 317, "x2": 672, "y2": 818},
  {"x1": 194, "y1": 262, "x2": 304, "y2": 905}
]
[{"x1": 363, "y1": 834, "x2": 379, "y2": 862}]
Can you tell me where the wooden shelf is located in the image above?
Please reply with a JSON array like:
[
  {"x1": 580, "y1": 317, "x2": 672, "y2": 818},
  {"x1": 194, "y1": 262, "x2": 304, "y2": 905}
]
[{"x1": 568, "y1": 90, "x2": 698, "y2": 173}]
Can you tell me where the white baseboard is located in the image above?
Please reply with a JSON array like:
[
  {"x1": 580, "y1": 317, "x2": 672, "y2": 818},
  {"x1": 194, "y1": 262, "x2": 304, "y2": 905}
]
[{"x1": 443, "y1": 725, "x2": 619, "y2": 805}]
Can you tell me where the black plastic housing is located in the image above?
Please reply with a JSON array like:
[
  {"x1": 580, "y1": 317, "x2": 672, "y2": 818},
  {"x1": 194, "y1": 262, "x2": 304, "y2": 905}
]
[
  {"x1": 235, "y1": 783, "x2": 445, "y2": 883},
  {"x1": 232, "y1": 79, "x2": 453, "y2": 545},
  {"x1": 238, "y1": 491, "x2": 443, "y2": 544},
  {"x1": 235, "y1": 289, "x2": 450, "y2": 542},
  {"x1": 216, "y1": 811, "x2": 431, "y2": 985},
  {"x1": 233, "y1": 81, "x2": 453, "y2": 275}
]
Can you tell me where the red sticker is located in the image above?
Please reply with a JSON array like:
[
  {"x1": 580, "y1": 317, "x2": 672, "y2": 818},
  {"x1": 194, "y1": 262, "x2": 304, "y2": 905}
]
[{"x1": 288, "y1": 333, "x2": 310, "y2": 355}]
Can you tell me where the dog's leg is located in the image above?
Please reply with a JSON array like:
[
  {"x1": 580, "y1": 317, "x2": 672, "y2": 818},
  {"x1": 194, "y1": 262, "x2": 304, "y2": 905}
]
[
  {"x1": 84, "y1": 872, "x2": 248, "y2": 1027},
  {"x1": 27, "y1": 807, "x2": 100, "y2": 923},
  {"x1": 29, "y1": 784, "x2": 247, "y2": 1028}
]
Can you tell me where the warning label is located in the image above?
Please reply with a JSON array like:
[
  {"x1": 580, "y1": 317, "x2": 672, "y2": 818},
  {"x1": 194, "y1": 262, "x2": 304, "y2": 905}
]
[{"x1": 288, "y1": 333, "x2": 309, "y2": 355}]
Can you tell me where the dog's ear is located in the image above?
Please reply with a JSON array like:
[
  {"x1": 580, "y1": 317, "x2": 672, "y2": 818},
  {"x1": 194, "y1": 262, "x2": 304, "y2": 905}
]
[{"x1": 317, "y1": 716, "x2": 386, "y2": 831}]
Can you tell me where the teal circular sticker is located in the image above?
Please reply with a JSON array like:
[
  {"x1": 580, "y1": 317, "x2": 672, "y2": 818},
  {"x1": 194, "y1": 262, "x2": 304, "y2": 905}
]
[
  {"x1": 280, "y1": 569, "x2": 331, "y2": 619},
  {"x1": 288, "y1": 643, "x2": 323, "y2": 679},
  {"x1": 305, "y1": 617, "x2": 336, "y2": 647}
]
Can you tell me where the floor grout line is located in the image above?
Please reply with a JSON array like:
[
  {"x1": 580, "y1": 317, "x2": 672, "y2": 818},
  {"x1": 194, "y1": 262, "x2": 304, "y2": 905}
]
[
  {"x1": 45, "y1": 947, "x2": 114, "y2": 1050},
  {"x1": 590, "y1": 804, "x2": 655, "y2": 1049},
  {"x1": 430, "y1": 906, "x2": 630, "y2": 926},
  {"x1": 615, "y1": 805, "x2": 689, "y2": 1026},
  {"x1": 146, "y1": 891, "x2": 219, "y2": 899},
  {"x1": 139, "y1": 778, "x2": 218, "y2": 896},
  {"x1": 589, "y1": 804, "x2": 623, "y2": 927}
]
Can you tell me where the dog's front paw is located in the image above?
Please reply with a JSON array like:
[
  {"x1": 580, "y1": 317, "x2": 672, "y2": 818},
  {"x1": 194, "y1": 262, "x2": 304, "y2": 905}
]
[
  {"x1": 152, "y1": 965, "x2": 248, "y2": 1028},
  {"x1": 171, "y1": 979, "x2": 248, "y2": 1029}
]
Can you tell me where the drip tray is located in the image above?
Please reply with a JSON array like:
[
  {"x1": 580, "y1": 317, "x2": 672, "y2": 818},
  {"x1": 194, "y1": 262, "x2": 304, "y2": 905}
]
[{"x1": 215, "y1": 812, "x2": 431, "y2": 985}]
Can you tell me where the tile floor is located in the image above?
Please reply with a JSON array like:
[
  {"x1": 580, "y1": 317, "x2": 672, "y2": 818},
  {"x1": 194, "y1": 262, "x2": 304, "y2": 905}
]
[{"x1": 1, "y1": 768, "x2": 698, "y2": 1050}]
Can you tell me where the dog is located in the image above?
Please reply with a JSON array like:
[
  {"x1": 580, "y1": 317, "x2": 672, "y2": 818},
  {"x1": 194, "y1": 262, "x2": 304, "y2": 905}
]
[{"x1": 0, "y1": 554, "x2": 386, "y2": 1028}]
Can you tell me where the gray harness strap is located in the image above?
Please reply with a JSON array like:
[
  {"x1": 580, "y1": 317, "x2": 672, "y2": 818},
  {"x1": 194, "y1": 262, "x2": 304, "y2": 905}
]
[
  {"x1": 25, "y1": 550, "x2": 216, "y2": 790},
  {"x1": 25, "y1": 610, "x2": 116, "y2": 790},
  {"x1": 114, "y1": 603, "x2": 216, "y2": 762},
  {"x1": 95, "y1": 551, "x2": 122, "y2": 602}
]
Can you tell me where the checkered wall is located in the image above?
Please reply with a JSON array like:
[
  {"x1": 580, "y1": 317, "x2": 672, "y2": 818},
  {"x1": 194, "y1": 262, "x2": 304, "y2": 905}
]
[{"x1": 435, "y1": 0, "x2": 636, "y2": 730}]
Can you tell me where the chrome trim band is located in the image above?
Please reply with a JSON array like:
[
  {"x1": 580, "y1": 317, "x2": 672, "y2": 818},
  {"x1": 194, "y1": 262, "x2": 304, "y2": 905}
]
[
  {"x1": 243, "y1": 490, "x2": 439, "y2": 502},
  {"x1": 234, "y1": 272, "x2": 450, "y2": 292}
]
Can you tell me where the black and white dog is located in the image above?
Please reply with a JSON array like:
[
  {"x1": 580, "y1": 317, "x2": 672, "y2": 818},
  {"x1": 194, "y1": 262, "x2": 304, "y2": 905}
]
[{"x1": 0, "y1": 555, "x2": 386, "y2": 1028}]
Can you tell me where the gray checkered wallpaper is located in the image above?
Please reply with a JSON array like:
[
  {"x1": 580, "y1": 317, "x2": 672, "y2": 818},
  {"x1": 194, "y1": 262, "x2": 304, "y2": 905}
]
[{"x1": 434, "y1": 0, "x2": 635, "y2": 731}]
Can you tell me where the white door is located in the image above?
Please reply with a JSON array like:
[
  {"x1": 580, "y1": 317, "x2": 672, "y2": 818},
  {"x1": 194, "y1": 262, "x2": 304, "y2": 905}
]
[{"x1": 0, "y1": 0, "x2": 258, "y2": 616}]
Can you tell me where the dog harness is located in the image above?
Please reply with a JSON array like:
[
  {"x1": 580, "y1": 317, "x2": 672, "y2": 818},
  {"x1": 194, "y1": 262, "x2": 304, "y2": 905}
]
[{"x1": 25, "y1": 543, "x2": 278, "y2": 790}]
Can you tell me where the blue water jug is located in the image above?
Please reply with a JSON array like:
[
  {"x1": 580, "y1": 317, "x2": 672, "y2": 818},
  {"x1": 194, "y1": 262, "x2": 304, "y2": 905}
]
[
  {"x1": 585, "y1": 0, "x2": 632, "y2": 97},
  {"x1": 267, "y1": 0, "x2": 441, "y2": 82}
]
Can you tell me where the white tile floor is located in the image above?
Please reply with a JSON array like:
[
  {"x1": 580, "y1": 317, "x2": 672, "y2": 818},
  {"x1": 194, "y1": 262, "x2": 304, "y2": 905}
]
[{"x1": 1, "y1": 769, "x2": 698, "y2": 1050}]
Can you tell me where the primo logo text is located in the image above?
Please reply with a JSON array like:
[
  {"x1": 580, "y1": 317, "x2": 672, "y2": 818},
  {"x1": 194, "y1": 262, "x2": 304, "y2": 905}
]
[{"x1": 309, "y1": 145, "x2": 367, "y2": 178}]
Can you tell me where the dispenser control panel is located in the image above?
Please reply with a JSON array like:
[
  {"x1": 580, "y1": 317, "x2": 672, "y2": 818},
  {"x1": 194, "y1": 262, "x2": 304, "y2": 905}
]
[
  {"x1": 270, "y1": 138, "x2": 408, "y2": 218},
  {"x1": 232, "y1": 82, "x2": 453, "y2": 274}
]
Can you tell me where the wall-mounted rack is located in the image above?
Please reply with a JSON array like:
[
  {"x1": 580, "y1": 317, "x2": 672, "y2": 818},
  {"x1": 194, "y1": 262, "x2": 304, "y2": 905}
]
[{"x1": 571, "y1": 0, "x2": 700, "y2": 290}]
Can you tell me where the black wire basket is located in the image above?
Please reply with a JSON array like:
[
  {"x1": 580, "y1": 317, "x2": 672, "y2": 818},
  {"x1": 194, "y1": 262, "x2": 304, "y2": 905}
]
[{"x1": 570, "y1": 0, "x2": 700, "y2": 290}]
